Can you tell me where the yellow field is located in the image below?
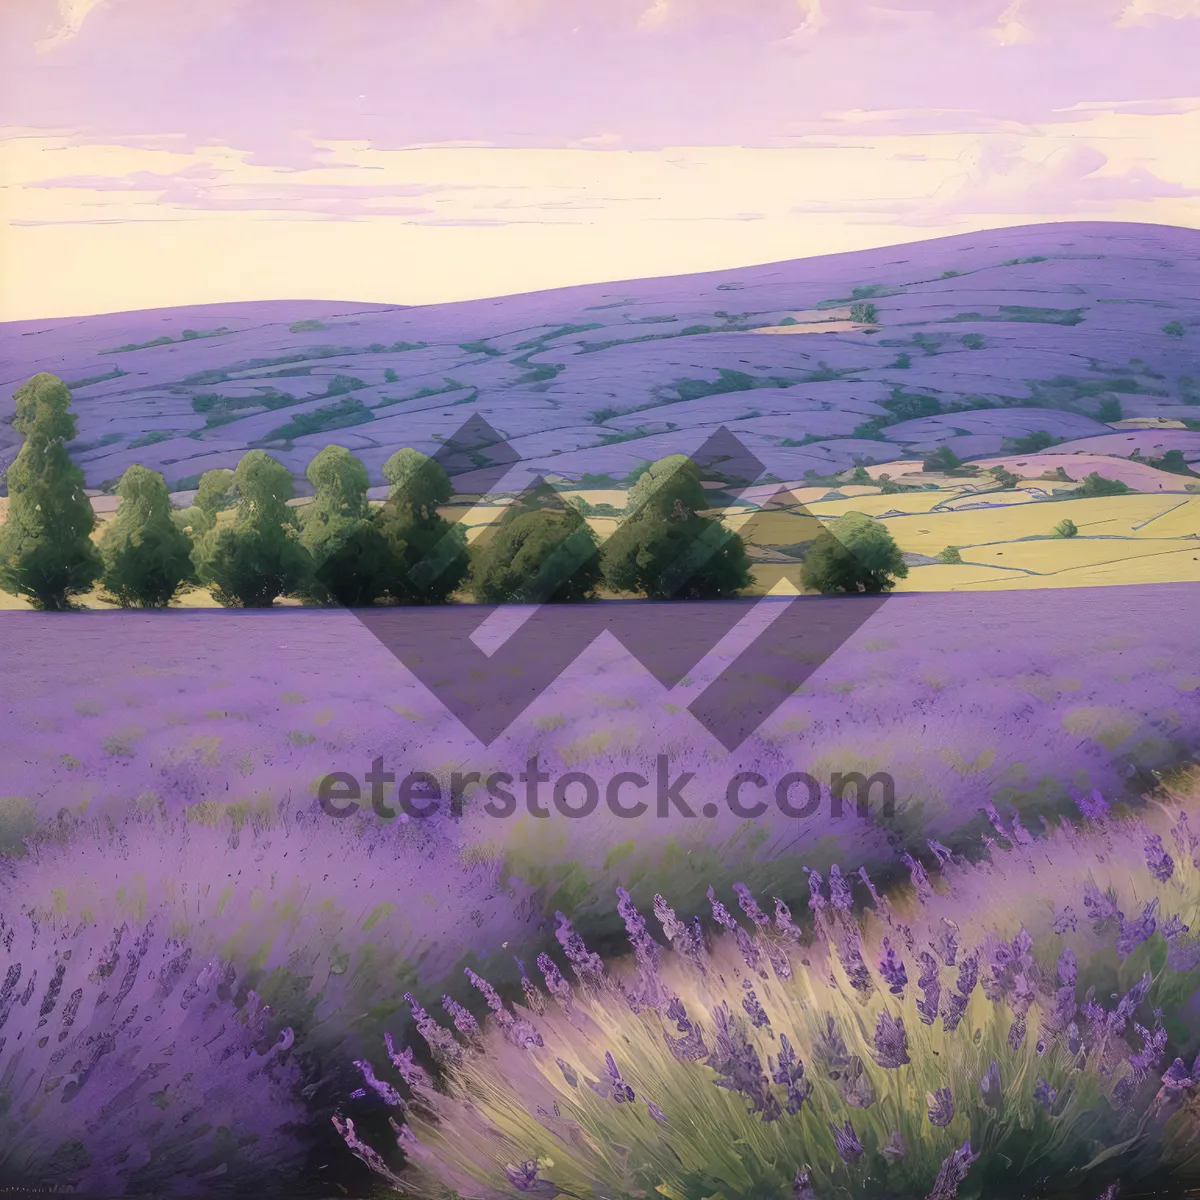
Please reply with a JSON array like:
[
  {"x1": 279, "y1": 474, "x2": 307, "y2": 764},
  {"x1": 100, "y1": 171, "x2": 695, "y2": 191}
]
[
  {"x1": 960, "y1": 537, "x2": 1194, "y2": 573},
  {"x1": 877, "y1": 495, "x2": 1191, "y2": 555}
]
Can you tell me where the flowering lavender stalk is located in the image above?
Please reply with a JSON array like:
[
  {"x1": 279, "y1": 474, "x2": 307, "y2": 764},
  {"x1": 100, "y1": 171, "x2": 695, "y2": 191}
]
[
  {"x1": 0, "y1": 913, "x2": 306, "y2": 1195},
  {"x1": 336, "y1": 786, "x2": 1200, "y2": 1200}
]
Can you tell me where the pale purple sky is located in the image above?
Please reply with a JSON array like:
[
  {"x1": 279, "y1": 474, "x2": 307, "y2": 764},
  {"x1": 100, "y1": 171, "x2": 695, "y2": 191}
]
[{"x1": 2, "y1": 0, "x2": 1199, "y2": 318}]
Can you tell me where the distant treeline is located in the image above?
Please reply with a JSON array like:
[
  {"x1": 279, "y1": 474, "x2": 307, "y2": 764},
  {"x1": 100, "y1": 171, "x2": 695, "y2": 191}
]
[{"x1": 0, "y1": 373, "x2": 909, "y2": 610}]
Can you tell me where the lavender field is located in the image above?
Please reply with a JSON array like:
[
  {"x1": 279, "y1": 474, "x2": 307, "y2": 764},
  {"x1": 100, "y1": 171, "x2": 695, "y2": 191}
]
[{"x1": 2, "y1": 223, "x2": 1200, "y2": 1197}]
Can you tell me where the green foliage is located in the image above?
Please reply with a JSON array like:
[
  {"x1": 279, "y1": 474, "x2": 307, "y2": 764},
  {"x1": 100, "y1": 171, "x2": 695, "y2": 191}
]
[
  {"x1": 262, "y1": 396, "x2": 373, "y2": 442},
  {"x1": 289, "y1": 319, "x2": 326, "y2": 333},
  {"x1": 469, "y1": 496, "x2": 600, "y2": 604},
  {"x1": 1164, "y1": 321, "x2": 1186, "y2": 338},
  {"x1": 191, "y1": 451, "x2": 312, "y2": 607},
  {"x1": 299, "y1": 445, "x2": 397, "y2": 606},
  {"x1": 0, "y1": 374, "x2": 101, "y2": 610},
  {"x1": 172, "y1": 467, "x2": 234, "y2": 536},
  {"x1": 938, "y1": 545, "x2": 964, "y2": 564},
  {"x1": 1006, "y1": 430, "x2": 1061, "y2": 454},
  {"x1": 383, "y1": 368, "x2": 399, "y2": 383},
  {"x1": 990, "y1": 466, "x2": 1020, "y2": 489},
  {"x1": 1077, "y1": 473, "x2": 1131, "y2": 498},
  {"x1": 1132, "y1": 448, "x2": 1197, "y2": 477},
  {"x1": 849, "y1": 301, "x2": 878, "y2": 324},
  {"x1": 99, "y1": 465, "x2": 195, "y2": 607},
  {"x1": 372, "y1": 448, "x2": 469, "y2": 604},
  {"x1": 801, "y1": 512, "x2": 909, "y2": 594},
  {"x1": 922, "y1": 445, "x2": 961, "y2": 473},
  {"x1": 1097, "y1": 398, "x2": 1123, "y2": 423},
  {"x1": 848, "y1": 465, "x2": 873, "y2": 485},
  {"x1": 601, "y1": 456, "x2": 751, "y2": 600},
  {"x1": 1054, "y1": 518, "x2": 1079, "y2": 538},
  {"x1": 960, "y1": 333, "x2": 985, "y2": 350},
  {"x1": 672, "y1": 368, "x2": 796, "y2": 403},
  {"x1": 892, "y1": 352, "x2": 912, "y2": 369}
]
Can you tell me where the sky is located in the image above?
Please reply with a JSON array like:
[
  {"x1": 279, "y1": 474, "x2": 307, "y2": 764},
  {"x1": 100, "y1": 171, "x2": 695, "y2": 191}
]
[{"x1": 1, "y1": 0, "x2": 1199, "y2": 320}]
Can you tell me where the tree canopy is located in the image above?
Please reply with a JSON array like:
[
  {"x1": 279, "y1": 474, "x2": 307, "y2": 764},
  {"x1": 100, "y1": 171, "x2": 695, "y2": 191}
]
[
  {"x1": 99, "y1": 464, "x2": 195, "y2": 607},
  {"x1": 192, "y1": 451, "x2": 312, "y2": 607},
  {"x1": 801, "y1": 511, "x2": 909, "y2": 595},
  {"x1": 0, "y1": 373, "x2": 101, "y2": 610}
]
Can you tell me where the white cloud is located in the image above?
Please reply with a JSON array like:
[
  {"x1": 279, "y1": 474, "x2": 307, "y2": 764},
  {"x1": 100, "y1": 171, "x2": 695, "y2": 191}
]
[
  {"x1": 992, "y1": 0, "x2": 1033, "y2": 45},
  {"x1": 36, "y1": 0, "x2": 107, "y2": 52},
  {"x1": 638, "y1": 0, "x2": 672, "y2": 30},
  {"x1": 784, "y1": 0, "x2": 826, "y2": 42},
  {"x1": 1118, "y1": 0, "x2": 1200, "y2": 24}
]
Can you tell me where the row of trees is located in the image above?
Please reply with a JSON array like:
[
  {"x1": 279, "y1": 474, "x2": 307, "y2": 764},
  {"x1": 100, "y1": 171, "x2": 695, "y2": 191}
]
[{"x1": 0, "y1": 373, "x2": 908, "y2": 610}]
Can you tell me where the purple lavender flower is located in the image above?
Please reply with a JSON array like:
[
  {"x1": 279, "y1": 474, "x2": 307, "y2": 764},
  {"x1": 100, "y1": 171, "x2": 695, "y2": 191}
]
[
  {"x1": 793, "y1": 1169, "x2": 817, "y2": 1199},
  {"x1": 774, "y1": 896, "x2": 805, "y2": 942},
  {"x1": 770, "y1": 1033, "x2": 813, "y2": 1114},
  {"x1": 554, "y1": 911, "x2": 604, "y2": 981},
  {"x1": 515, "y1": 957, "x2": 546, "y2": 1015},
  {"x1": 536, "y1": 953, "x2": 571, "y2": 1006},
  {"x1": 603, "y1": 1051, "x2": 635, "y2": 1102},
  {"x1": 708, "y1": 885, "x2": 739, "y2": 931},
  {"x1": 829, "y1": 1118, "x2": 864, "y2": 1163},
  {"x1": 925, "y1": 1140, "x2": 980, "y2": 1200},
  {"x1": 878, "y1": 937, "x2": 908, "y2": 995},
  {"x1": 806, "y1": 868, "x2": 829, "y2": 922},
  {"x1": 648, "y1": 1101, "x2": 668, "y2": 1123},
  {"x1": 705, "y1": 1002, "x2": 780, "y2": 1121},
  {"x1": 442, "y1": 993, "x2": 482, "y2": 1040},
  {"x1": 933, "y1": 925, "x2": 959, "y2": 967},
  {"x1": 1144, "y1": 834, "x2": 1175, "y2": 882},
  {"x1": 354, "y1": 1058, "x2": 404, "y2": 1107},
  {"x1": 741, "y1": 979, "x2": 771, "y2": 1030},
  {"x1": 556, "y1": 1057, "x2": 578, "y2": 1087},
  {"x1": 405, "y1": 992, "x2": 464, "y2": 1066},
  {"x1": 1054, "y1": 906, "x2": 1079, "y2": 935},
  {"x1": 882, "y1": 1131, "x2": 908, "y2": 1163},
  {"x1": 1034, "y1": 1078, "x2": 1058, "y2": 1108},
  {"x1": 1116, "y1": 899, "x2": 1158, "y2": 959},
  {"x1": 927, "y1": 1086, "x2": 956, "y2": 1127},
  {"x1": 902, "y1": 851, "x2": 934, "y2": 901},
  {"x1": 1084, "y1": 883, "x2": 1119, "y2": 928},
  {"x1": 734, "y1": 881, "x2": 771, "y2": 928},
  {"x1": 1171, "y1": 810, "x2": 1198, "y2": 861},
  {"x1": 827, "y1": 865, "x2": 854, "y2": 913},
  {"x1": 664, "y1": 996, "x2": 709, "y2": 1062},
  {"x1": 1075, "y1": 790, "x2": 1110, "y2": 822},
  {"x1": 917, "y1": 951, "x2": 941, "y2": 1026},
  {"x1": 1162, "y1": 914, "x2": 1189, "y2": 941},
  {"x1": 504, "y1": 1158, "x2": 558, "y2": 1196},
  {"x1": 872, "y1": 1010, "x2": 910, "y2": 1068},
  {"x1": 1161, "y1": 1058, "x2": 1196, "y2": 1092}
]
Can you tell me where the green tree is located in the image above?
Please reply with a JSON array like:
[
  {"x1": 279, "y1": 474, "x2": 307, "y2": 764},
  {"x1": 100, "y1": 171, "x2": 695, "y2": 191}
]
[
  {"x1": 99, "y1": 465, "x2": 195, "y2": 607},
  {"x1": 849, "y1": 301, "x2": 879, "y2": 324},
  {"x1": 192, "y1": 451, "x2": 312, "y2": 607},
  {"x1": 1164, "y1": 321, "x2": 1186, "y2": 338},
  {"x1": 470, "y1": 491, "x2": 600, "y2": 604},
  {"x1": 848, "y1": 465, "x2": 873, "y2": 485},
  {"x1": 989, "y1": 466, "x2": 1020, "y2": 489},
  {"x1": 801, "y1": 512, "x2": 909, "y2": 595},
  {"x1": 1053, "y1": 518, "x2": 1079, "y2": 538},
  {"x1": 601, "y1": 454, "x2": 752, "y2": 600},
  {"x1": 172, "y1": 467, "x2": 234, "y2": 536},
  {"x1": 939, "y1": 545, "x2": 964, "y2": 564},
  {"x1": 0, "y1": 373, "x2": 101, "y2": 610},
  {"x1": 923, "y1": 445, "x2": 962, "y2": 473},
  {"x1": 1077, "y1": 472, "x2": 1131, "y2": 498},
  {"x1": 299, "y1": 445, "x2": 397, "y2": 606},
  {"x1": 373, "y1": 448, "x2": 469, "y2": 604}
]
